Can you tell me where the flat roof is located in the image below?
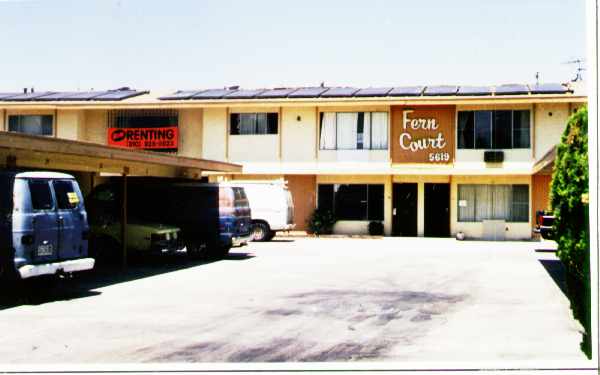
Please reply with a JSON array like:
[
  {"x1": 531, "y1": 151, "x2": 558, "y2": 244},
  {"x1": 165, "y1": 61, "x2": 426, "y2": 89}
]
[{"x1": 0, "y1": 131, "x2": 241, "y2": 177}]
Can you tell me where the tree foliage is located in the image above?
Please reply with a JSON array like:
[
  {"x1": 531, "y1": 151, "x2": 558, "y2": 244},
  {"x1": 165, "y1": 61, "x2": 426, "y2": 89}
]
[{"x1": 549, "y1": 105, "x2": 590, "y2": 357}]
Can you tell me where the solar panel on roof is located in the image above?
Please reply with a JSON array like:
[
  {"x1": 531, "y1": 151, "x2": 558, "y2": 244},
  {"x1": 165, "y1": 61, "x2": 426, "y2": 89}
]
[
  {"x1": 320, "y1": 87, "x2": 359, "y2": 98},
  {"x1": 494, "y1": 84, "x2": 529, "y2": 95},
  {"x1": 257, "y1": 88, "x2": 299, "y2": 98},
  {"x1": 192, "y1": 89, "x2": 236, "y2": 99},
  {"x1": 456, "y1": 86, "x2": 493, "y2": 96},
  {"x1": 354, "y1": 87, "x2": 393, "y2": 97},
  {"x1": 35, "y1": 91, "x2": 110, "y2": 101},
  {"x1": 423, "y1": 86, "x2": 458, "y2": 96},
  {"x1": 2, "y1": 92, "x2": 56, "y2": 101},
  {"x1": 158, "y1": 90, "x2": 203, "y2": 100},
  {"x1": 93, "y1": 89, "x2": 148, "y2": 101},
  {"x1": 388, "y1": 86, "x2": 424, "y2": 96},
  {"x1": 0, "y1": 93, "x2": 20, "y2": 99},
  {"x1": 287, "y1": 87, "x2": 328, "y2": 98},
  {"x1": 223, "y1": 89, "x2": 267, "y2": 99},
  {"x1": 530, "y1": 83, "x2": 569, "y2": 94}
]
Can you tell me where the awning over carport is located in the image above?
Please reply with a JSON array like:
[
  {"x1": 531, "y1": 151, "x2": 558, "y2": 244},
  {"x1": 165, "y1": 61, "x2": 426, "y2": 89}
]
[
  {"x1": 0, "y1": 131, "x2": 240, "y2": 177},
  {"x1": 533, "y1": 145, "x2": 557, "y2": 175}
]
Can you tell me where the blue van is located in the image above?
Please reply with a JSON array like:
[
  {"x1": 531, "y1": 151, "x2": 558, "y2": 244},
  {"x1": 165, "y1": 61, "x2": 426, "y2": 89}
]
[
  {"x1": 0, "y1": 171, "x2": 94, "y2": 280},
  {"x1": 125, "y1": 181, "x2": 252, "y2": 258}
]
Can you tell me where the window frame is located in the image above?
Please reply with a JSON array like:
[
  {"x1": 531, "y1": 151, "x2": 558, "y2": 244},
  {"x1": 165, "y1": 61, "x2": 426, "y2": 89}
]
[
  {"x1": 456, "y1": 110, "x2": 531, "y2": 150},
  {"x1": 457, "y1": 184, "x2": 530, "y2": 223},
  {"x1": 229, "y1": 112, "x2": 279, "y2": 135},
  {"x1": 7, "y1": 114, "x2": 54, "y2": 137},
  {"x1": 317, "y1": 183, "x2": 385, "y2": 221},
  {"x1": 319, "y1": 111, "x2": 389, "y2": 151}
]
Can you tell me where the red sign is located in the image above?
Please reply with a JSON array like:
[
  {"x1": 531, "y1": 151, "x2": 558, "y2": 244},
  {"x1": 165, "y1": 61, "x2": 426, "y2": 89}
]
[{"x1": 108, "y1": 127, "x2": 178, "y2": 150}]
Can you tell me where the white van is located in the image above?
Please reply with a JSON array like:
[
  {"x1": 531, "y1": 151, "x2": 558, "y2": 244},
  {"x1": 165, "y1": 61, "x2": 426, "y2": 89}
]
[{"x1": 225, "y1": 181, "x2": 295, "y2": 241}]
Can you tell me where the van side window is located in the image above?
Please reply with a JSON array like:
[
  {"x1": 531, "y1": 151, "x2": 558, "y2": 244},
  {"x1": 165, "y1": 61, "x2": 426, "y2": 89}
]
[
  {"x1": 28, "y1": 180, "x2": 54, "y2": 210},
  {"x1": 53, "y1": 180, "x2": 79, "y2": 209}
]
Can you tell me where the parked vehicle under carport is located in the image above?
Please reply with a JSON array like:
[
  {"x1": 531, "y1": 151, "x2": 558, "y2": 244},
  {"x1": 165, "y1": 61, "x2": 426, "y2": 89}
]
[
  {"x1": 0, "y1": 171, "x2": 94, "y2": 281},
  {"x1": 86, "y1": 183, "x2": 185, "y2": 264}
]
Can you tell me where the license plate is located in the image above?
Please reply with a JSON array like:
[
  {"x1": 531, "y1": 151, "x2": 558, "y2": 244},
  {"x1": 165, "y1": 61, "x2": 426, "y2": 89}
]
[{"x1": 37, "y1": 244, "x2": 53, "y2": 257}]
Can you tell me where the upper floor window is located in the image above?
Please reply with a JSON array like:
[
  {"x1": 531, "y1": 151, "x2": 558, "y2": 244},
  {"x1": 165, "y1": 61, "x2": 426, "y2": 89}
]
[
  {"x1": 8, "y1": 115, "x2": 53, "y2": 136},
  {"x1": 320, "y1": 112, "x2": 388, "y2": 150},
  {"x1": 457, "y1": 110, "x2": 530, "y2": 150},
  {"x1": 230, "y1": 113, "x2": 278, "y2": 135}
]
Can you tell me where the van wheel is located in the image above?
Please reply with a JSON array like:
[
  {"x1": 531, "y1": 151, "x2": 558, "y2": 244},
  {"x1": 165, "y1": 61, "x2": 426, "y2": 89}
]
[{"x1": 251, "y1": 222, "x2": 270, "y2": 242}]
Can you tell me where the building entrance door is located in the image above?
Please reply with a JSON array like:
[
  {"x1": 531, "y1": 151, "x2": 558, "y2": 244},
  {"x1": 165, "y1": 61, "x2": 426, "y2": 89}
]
[
  {"x1": 392, "y1": 183, "x2": 418, "y2": 236},
  {"x1": 424, "y1": 183, "x2": 450, "y2": 237}
]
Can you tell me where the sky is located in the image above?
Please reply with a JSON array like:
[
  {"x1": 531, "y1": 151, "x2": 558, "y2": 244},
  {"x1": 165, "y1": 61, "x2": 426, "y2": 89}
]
[{"x1": 0, "y1": 0, "x2": 587, "y2": 92}]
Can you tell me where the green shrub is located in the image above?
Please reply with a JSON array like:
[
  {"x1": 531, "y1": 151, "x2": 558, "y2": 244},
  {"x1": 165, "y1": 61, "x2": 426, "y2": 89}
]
[
  {"x1": 368, "y1": 221, "x2": 384, "y2": 235},
  {"x1": 549, "y1": 106, "x2": 591, "y2": 358},
  {"x1": 307, "y1": 209, "x2": 336, "y2": 235}
]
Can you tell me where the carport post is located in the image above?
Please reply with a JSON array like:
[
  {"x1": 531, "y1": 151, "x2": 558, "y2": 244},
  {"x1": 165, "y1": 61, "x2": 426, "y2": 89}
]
[{"x1": 121, "y1": 171, "x2": 128, "y2": 270}]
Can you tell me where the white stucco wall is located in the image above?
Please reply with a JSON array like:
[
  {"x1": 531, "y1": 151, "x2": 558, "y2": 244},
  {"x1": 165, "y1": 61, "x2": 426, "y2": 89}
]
[{"x1": 229, "y1": 135, "x2": 279, "y2": 162}]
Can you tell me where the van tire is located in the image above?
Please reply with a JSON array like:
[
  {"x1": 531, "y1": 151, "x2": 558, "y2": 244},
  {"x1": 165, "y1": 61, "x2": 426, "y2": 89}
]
[{"x1": 251, "y1": 221, "x2": 271, "y2": 242}]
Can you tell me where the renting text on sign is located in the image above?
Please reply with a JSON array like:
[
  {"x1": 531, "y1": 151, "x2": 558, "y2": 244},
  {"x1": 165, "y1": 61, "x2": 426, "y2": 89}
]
[{"x1": 108, "y1": 127, "x2": 178, "y2": 150}]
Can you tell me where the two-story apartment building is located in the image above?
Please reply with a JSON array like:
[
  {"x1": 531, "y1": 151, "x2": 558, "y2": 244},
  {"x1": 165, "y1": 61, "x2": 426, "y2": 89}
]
[{"x1": 0, "y1": 83, "x2": 586, "y2": 239}]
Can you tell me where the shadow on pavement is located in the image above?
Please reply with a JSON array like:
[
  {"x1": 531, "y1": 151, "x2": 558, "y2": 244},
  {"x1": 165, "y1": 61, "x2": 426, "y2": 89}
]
[
  {"x1": 538, "y1": 259, "x2": 568, "y2": 298},
  {"x1": 0, "y1": 252, "x2": 254, "y2": 311}
]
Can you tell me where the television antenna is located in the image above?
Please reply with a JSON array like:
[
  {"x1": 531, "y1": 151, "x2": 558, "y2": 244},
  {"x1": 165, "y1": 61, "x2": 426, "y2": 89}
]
[{"x1": 563, "y1": 59, "x2": 585, "y2": 82}]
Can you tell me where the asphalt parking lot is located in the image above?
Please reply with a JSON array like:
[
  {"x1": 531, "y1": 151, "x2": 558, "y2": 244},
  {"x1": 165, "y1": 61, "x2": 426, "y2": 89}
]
[{"x1": 0, "y1": 237, "x2": 586, "y2": 363}]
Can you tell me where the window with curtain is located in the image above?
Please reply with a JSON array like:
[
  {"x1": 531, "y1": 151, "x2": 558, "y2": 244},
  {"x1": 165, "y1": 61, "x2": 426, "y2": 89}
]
[
  {"x1": 457, "y1": 110, "x2": 531, "y2": 150},
  {"x1": 317, "y1": 184, "x2": 384, "y2": 221},
  {"x1": 458, "y1": 184, "x2": 529, "y2": 222},
  {"x1": 319, "y1": 112, "x2": 388, "y2": 150},
  {"x1": 230, "y1": 113, "x2": 278, "y2": 135},
  {"x1": 8, "y1": 115, "x2": 53, "y2": 136}
]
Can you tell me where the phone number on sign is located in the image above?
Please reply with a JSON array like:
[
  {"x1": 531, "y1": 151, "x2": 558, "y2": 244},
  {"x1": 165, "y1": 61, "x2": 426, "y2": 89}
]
[{"x1": 428, "y1": 152, "x2": 450, "y2": 162}]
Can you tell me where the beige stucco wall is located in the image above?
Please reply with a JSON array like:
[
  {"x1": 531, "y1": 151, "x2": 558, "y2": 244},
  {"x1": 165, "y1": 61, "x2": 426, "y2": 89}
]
[
  {"x1": 534, "y1": 103, "x2": 570, "y2": 160},
  {"x1": 82, "y1": 110, "x2": 108, "y2": 144},
  {"x1": 451, "y1": 175, "x2": 532, "y2": 240},
  {"x1": 178, "y1": 108, "x2": 203, "y2": 158},
  {"x1": 0, "y1": 109, "x2": 5, "y2": 131},
  {"x1": 202, "y1": 108, "x2": 227, "y2": 161},
  {"x1": 229, "y1": 135, "x2": 279, "y2": 162},
  {"x1": 56, "y1": 110, "x2": 85, "y2": 140},
  {"x1": 282, "y1": 107, "x2": 317, "y2": 162}
]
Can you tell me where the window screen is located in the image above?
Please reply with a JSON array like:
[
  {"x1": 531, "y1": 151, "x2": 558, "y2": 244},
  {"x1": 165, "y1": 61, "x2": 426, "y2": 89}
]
[
  {"x1": 8, "y1": 115, "x2": 53, "y2": 136},
  {"x1": 53, "y1": 180, "x2": 78, "y2": 209},
  {"x1": 458, "y1": 110, "x2": 531, "y2": 150},
  {"x1": 317, "y1": 184, "x2": 384, "y2": 221},
  {"x1": 513, "y1": 110, "x2": 531, "y2": 148},
  {"x1": 458, "y1": 184, "x2": 529, "y2": 222},
  {"x1": 230, "y1": 113, "x2": 278, "y2": 135},
  {"x1": 457, "y1": 112, "x2": 474, "y2": 149},
  {"x1": 29, "y1": 180, "x2": 53, "y2": 210}
]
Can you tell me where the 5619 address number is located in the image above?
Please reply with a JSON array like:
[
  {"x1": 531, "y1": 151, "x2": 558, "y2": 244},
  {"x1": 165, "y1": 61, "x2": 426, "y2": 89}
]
[{"x1": 428, "y1": 152, "x2": 450, "y2": 162}]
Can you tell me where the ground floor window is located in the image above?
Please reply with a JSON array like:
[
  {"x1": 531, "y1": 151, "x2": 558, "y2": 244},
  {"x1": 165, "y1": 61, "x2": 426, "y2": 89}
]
[
  {"x1": 317, "y1": 184, "x2": 384, "y2": 221},
  {"x1": 458, "y1": 184, "x2": 529, "y2": 222}
]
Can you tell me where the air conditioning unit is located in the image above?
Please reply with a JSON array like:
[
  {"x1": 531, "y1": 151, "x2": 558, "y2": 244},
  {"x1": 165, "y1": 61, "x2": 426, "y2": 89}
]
[{"x1": 484, "y1": 151, "x2": 504, "y2": 163}]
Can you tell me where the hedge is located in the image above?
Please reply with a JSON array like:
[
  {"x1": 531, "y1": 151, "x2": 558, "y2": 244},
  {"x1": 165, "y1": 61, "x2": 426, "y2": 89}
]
[{"x1": 549, "y1": 105, "x2": 590, "y2": 358}]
